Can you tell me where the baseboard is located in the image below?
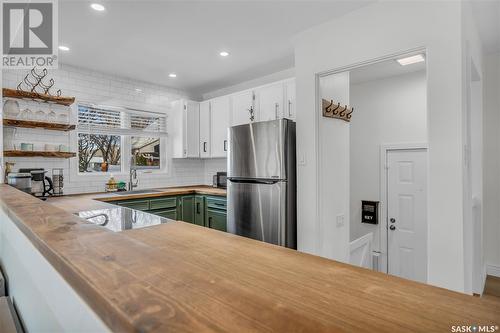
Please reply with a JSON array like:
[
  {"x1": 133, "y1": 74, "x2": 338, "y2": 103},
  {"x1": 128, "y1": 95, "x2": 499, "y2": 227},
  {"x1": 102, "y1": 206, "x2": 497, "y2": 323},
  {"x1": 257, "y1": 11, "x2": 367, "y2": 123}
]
[{"x1": 486, "y1": 264, "x2": 500, "y2": 277}]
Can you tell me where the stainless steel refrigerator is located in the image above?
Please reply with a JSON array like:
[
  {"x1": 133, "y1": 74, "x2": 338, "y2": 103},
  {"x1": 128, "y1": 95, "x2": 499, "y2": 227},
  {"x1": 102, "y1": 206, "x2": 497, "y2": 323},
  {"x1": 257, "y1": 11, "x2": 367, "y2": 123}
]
[{"x1": 227, "y1": 119, "x2": 296, "y2": 249}]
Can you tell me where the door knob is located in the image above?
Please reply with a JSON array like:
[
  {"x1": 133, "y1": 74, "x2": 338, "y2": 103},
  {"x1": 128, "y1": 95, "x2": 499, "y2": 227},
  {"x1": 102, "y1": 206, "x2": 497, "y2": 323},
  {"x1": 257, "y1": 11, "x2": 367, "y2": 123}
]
[
  {"x1": 390, "y1": 218, "x2": 396, "y2": 223},
  {"x1": 389, "y1": 225, "x2": 396, "y2": 231}
]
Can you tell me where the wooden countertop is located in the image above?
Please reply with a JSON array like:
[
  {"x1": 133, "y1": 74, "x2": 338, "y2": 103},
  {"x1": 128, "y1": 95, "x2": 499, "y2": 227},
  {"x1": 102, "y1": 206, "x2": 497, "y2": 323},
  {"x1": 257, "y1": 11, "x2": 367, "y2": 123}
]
[
  {"x1": 0, "y1": 185, "x2": 498, "y2": 332},
  {"x1": 47, "y1": 185, "x2": 226, "y2": 212}
]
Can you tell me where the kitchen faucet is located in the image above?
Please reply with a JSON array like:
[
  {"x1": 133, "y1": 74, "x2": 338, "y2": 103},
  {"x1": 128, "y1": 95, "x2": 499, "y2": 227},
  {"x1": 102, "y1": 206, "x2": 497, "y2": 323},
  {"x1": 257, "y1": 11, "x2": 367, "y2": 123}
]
[{"x1": 129, "y1": 156, "x2": 139, "y2": 191}]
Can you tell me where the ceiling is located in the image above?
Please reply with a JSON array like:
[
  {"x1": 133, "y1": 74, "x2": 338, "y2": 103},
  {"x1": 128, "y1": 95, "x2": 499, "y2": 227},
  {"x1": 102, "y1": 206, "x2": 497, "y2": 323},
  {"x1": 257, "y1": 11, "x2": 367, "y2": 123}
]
[
  {"x1": 470, "y1": 0, "x2": 500, "y2": 55},
  {"x1": 59, "y1": 1, "x2": 373, "y2": 97},
  {"x1": 350, "y1": 57, "x2": 426, "y2": 85}
]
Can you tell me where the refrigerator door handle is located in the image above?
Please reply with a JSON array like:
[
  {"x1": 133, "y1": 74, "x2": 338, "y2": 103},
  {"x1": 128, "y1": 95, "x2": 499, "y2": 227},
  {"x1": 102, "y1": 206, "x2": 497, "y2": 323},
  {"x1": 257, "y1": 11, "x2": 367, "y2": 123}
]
[{"x1": 228, "y1": 178, "x2": 281, "y2": 185}]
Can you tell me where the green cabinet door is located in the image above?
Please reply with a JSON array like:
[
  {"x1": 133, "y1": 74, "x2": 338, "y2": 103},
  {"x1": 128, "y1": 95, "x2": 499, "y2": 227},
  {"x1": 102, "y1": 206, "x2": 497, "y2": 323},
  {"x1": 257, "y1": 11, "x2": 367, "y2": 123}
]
[
  {"x1": 116, "y1": 199, "x2": 150, "y2": 211},
  {"x1": 194, "y1": 196, "x2": 205, "y2": 226},
  {"x1": 206, "y1": 209, "x2": 227, "y2": 232},
  {"x1": 178, "y1": 195, "x2": 195, "y2": 223},
  {"x1": 153, "y1": 208, "x2": 178, "y2": 220}
]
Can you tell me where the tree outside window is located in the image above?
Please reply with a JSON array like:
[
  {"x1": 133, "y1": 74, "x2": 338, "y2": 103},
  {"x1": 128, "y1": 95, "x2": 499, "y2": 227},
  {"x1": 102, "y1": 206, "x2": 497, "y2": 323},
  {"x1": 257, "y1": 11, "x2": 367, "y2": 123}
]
[{"x1": 78, "y1": 134, "x2": 121, "y2": 172}]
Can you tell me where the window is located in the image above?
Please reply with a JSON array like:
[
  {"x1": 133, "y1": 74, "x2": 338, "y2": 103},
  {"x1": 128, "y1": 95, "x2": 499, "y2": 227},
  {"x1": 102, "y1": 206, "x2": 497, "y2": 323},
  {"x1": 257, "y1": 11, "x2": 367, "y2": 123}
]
[
  {"x1": 78, "y1": 134, "x2": 121, "y2": 173},
  {"x1": 131, "y1": 137, "x2": 160, "y2": 169},
  {"x1": 77, "y1": 104, "x2": 167, "y2": 174}
]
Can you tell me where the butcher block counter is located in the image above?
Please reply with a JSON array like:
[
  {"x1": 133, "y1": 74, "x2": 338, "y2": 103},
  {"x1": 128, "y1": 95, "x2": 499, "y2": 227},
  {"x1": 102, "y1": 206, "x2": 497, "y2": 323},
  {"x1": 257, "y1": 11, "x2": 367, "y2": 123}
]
[
  {"x1": 0, "y1": 185, "x2": 498, "y2": 332},
  {"x1": 47, "y1": 185, "x2": 226, "y2": 212}
]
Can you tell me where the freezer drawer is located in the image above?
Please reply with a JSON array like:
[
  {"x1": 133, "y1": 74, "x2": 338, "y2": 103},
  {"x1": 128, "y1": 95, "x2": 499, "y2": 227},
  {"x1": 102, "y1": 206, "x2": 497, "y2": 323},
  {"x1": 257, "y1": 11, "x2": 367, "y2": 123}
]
[{"x1": 228, "y1": 180, "x2": 295, "y2": 248}]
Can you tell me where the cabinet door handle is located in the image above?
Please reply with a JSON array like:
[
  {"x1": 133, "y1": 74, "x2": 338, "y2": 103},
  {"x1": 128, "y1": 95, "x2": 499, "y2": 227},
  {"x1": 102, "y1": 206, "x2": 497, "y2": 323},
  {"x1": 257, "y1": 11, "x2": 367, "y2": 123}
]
[
  {"x1": 275, "y1": 102, "x2": 279, "y2": 119},
  {"x1": 203, "y1": 142, "x2": 207, "y2": 152},
  {"x1": 288, "y1": 100, "x2": 292, "y2": 117},
  {"x1": 223, "y1": 140, "x2": 227, "y2": 152},
  {"x1": 208, "y1": 216, "x2": 212, "y2": 228},
  {"x1": 196, "y1": 202, "x2": 201, "y2": 214}
]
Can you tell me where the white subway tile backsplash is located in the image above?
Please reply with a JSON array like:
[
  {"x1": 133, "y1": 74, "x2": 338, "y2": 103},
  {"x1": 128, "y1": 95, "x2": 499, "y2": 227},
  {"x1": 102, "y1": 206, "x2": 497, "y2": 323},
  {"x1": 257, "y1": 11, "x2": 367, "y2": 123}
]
[{"x1": 2, "y1": 64, "x2": 206, "y2": 194}]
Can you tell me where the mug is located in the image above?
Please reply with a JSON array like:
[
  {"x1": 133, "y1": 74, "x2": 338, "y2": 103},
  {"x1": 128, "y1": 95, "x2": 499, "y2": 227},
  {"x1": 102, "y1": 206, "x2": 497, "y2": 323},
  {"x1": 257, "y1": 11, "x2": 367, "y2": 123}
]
[{"x1": 20, "y1": 143, "x2": 34, "y2": 151}]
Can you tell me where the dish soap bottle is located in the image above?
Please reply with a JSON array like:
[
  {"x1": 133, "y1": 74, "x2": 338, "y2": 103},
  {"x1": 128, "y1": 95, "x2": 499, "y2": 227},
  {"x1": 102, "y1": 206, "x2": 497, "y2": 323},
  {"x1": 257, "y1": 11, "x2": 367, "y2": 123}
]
[{"x1": 105, "y1": 174, "x2": 118, "y2": 192}]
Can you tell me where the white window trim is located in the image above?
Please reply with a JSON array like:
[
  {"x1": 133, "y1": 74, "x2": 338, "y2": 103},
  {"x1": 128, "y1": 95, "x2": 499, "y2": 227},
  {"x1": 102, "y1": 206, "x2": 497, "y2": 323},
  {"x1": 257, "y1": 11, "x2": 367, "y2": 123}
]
[{"x1": 69, "y1": 101, "x2": 170, "y2": 184}]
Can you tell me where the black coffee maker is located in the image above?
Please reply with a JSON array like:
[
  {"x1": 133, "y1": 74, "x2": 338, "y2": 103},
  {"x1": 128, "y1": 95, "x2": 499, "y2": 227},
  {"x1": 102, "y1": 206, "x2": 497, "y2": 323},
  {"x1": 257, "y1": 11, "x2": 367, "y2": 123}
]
[{"x1": 19, "y1": 168, "x2": 54, "y2": 200}]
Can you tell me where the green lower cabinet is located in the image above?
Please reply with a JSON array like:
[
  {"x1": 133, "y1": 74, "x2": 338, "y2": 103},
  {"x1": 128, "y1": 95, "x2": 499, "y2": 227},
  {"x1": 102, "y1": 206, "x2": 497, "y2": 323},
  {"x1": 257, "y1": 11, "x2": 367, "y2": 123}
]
[
  {"x1": 111, "y1": 194, "x2": 226, "y2": 230},
  {"x1": 153, "y1": 208, "x2": 178, "y2": 220},
  {"x1": 116, "y1": 199, "x2": 150, "y2": 211},
  {"x1": 178, "y1": 195, "x2": 195, "y2": 224},
  {"x1": 194, "y1": 196, "x2": 205, "y2": 226},
  {"x1": 206, "y1": 208, "x2": 227, "y2": 232}
]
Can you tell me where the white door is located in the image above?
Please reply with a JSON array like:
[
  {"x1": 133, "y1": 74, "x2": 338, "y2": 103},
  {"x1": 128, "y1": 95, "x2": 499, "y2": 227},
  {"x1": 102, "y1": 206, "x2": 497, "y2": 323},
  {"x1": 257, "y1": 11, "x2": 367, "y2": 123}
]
[
  {"x1": 387, "y1": 149, "x2": 427, "y2": 283},
  {"x1": 184, "y1": 101, "x2": 200, "y2": 158},
  {"x1": 284, "y1": 79, "x2": 296, "y2": 120},
  {"x1": 255, "y1": 83, "x2": 283, "y2": 122},
  {"x1": 231, "y1": 90, "x2": 254, "y2": 126},
  {"x1": 211, "y1": 96, "x2": 230, "y2": 157},
  {"x1": 199, "y1": 100, "x2": 211, "y2": 158}
]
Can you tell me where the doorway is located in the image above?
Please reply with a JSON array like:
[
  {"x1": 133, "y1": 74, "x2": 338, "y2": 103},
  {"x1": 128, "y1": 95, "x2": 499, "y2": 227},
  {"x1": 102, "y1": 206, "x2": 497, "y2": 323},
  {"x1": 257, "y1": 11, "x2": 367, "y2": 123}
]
[{"x1": 385, "y1": 148, "x2": 428, "y2": 283}]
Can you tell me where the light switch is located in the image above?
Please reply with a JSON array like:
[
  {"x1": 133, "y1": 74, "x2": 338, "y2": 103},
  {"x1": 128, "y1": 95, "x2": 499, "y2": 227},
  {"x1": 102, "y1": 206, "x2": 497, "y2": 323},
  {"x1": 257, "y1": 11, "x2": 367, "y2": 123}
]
[
  {"x1": 298, "y1": 153, "x2": 306, "y2": 166},
  {"x1": 336, "y1": 214, "x2": 345, "y2": 227}
]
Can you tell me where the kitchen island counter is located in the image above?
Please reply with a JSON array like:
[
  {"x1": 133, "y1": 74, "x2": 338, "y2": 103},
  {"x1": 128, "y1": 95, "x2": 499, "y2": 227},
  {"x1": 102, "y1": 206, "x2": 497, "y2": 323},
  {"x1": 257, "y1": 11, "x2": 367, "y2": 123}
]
[{"x1": 0, "y1": 184, "x2": 498, "y2": 332}]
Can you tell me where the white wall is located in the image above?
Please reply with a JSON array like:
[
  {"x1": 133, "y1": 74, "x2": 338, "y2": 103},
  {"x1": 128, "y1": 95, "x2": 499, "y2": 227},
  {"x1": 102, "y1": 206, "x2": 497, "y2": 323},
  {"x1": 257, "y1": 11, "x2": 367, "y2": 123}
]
[
  {"x1": 483, "y1": 53, "x2": 500, "y2": 276},
  {"x1": 294, "y1": 1, "x2": 468, "y2": 292},
  {"x1": 350, "y1": 71, "x2": 427, "y2": 253},
  {"x1": 461, "y1": 0, "x2": 485, "y2": 294},
  {"x1": 2, "y1": 64, "x2": 208, "y2": 194},
  {"x1": 317, "y1": 72, "x2": 350, "y2": 262},
  {"x1": 202, "y1": 68, "x2": 294, "y2": 100}
]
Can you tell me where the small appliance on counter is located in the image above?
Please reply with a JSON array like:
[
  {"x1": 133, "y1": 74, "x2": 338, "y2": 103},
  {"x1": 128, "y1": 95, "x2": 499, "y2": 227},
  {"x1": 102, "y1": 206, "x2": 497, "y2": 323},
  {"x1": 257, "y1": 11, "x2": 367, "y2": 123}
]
[
  {"x1": 52, "y1": 168, "x2": 64, "y2": 196},
  {"x1": 212, "y1": 172, "x2": 227, "y2": 188},
  {"x1": 7, "y1": 173, "x2": 32, "y2": 193},
  {"x1": 19, "y1": 168, "x2": 54, "y2": 199}
]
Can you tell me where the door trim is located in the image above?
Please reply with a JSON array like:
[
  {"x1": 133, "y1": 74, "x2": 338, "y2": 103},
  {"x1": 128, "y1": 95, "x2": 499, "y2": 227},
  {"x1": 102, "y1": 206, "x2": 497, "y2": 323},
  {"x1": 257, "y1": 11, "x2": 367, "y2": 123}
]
[{"x1": 379, "y1": 143, "x2": 428, "y2": 274}]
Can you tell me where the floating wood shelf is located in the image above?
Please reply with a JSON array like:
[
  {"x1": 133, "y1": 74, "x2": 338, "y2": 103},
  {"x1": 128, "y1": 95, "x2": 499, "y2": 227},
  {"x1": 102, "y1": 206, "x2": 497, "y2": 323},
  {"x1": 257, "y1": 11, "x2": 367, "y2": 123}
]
[
  {"x1": 3, "y1": 119, "x2": 75, "y2": 131},
  {"x1": 3, "y1": 151, "x2": 76, "y2": 158},
  {"x1": 2, "y1": 88, "x2": 75, "y2": 106}
]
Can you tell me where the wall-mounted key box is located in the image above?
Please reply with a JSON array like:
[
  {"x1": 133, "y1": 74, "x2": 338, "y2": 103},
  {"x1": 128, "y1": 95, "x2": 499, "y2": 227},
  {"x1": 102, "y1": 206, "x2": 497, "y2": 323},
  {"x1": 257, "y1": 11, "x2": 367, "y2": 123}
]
[{"x1": 361, "y1": 201, "x2": 379, "y2": 224}]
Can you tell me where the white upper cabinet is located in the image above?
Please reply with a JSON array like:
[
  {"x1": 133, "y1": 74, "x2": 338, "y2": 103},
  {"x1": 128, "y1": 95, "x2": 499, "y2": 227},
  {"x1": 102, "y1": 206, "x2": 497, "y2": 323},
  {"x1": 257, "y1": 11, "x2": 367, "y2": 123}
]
[
  {"x1": 199, "y1": 100, "x2": 211, "y2": 158},
  {"x1": 210, "y1": 96, "x2": 230, "y2": 157},
  {"x1": 284, "y1": 79, "x2": 296, "y2": 120},
  {"x1": 184, "y1": 100, "x2": 200, "y2": 158},
  {"x1": 255, "y1": 82, "x2": 284, "y2": 122},
  {"x1": 172, "y1": 78, "x2": 295, "y2": 159},
  {"x1": 171, "y1": 100, "x2": 200, "y2": 158},
  {"x1": 231, "y1": 90, "x2": 255, "y2": 126}
]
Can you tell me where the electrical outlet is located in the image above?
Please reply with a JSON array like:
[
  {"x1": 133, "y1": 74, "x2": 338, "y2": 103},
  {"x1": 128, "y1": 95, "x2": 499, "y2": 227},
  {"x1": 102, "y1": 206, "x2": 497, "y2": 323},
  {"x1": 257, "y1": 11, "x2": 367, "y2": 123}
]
[{"x1": 336, "y1": 214, "x2": 345, "y2": 227}]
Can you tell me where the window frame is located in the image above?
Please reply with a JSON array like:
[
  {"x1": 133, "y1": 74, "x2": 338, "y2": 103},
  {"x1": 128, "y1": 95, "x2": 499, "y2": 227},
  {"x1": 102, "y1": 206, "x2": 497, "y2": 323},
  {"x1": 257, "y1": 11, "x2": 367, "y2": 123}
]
[{"x1": 69, "y1": 101, "x2": 169, "y2": 183}]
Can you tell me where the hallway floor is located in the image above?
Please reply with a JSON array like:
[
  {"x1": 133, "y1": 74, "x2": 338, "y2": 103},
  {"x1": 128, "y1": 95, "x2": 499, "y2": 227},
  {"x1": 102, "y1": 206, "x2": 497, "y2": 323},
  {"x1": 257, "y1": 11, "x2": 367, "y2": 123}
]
[{"x1": 482, "y1": 275, "x2": 500, "y2": 304}]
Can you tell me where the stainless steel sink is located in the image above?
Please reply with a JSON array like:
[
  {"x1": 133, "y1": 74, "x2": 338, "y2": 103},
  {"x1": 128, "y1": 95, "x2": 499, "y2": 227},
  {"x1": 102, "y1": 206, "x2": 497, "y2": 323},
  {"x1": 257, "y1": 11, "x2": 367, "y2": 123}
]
[
  {"x1": 114, "y1": 189, "x2": 163, "y2": 195},
  {"x1": 76, "y1": 206, "x2": 173, "y2": 232}
]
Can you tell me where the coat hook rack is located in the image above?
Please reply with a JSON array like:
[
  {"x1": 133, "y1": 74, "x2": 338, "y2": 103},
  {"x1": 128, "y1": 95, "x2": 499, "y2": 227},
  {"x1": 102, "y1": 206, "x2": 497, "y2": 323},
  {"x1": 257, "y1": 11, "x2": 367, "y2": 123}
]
[{"x1": 322, "y1": 99, "x2": 354, "y2": 122}]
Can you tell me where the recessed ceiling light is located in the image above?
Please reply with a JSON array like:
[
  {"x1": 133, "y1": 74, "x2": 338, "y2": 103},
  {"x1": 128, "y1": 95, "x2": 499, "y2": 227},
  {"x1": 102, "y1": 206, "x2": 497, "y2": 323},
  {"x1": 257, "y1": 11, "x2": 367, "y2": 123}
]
[
  {"x1": 168, "y1": 73, "x2": 177, "y2": 78},
  {"x1": 396, "y1": 54, "x2": 425, "y2": 66},
  {"x1": 135, "y1": 88, "x2": 143, "y2": 93},
  {"x1": 219, "y1": 51, "x2": 229, "y2": 57},
  {"x1": 90, "y1": 3, "x2": 105, "y2": 11},
  {"x1": 58, "y1": 45, "x2": 70, "y2": 51}
]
